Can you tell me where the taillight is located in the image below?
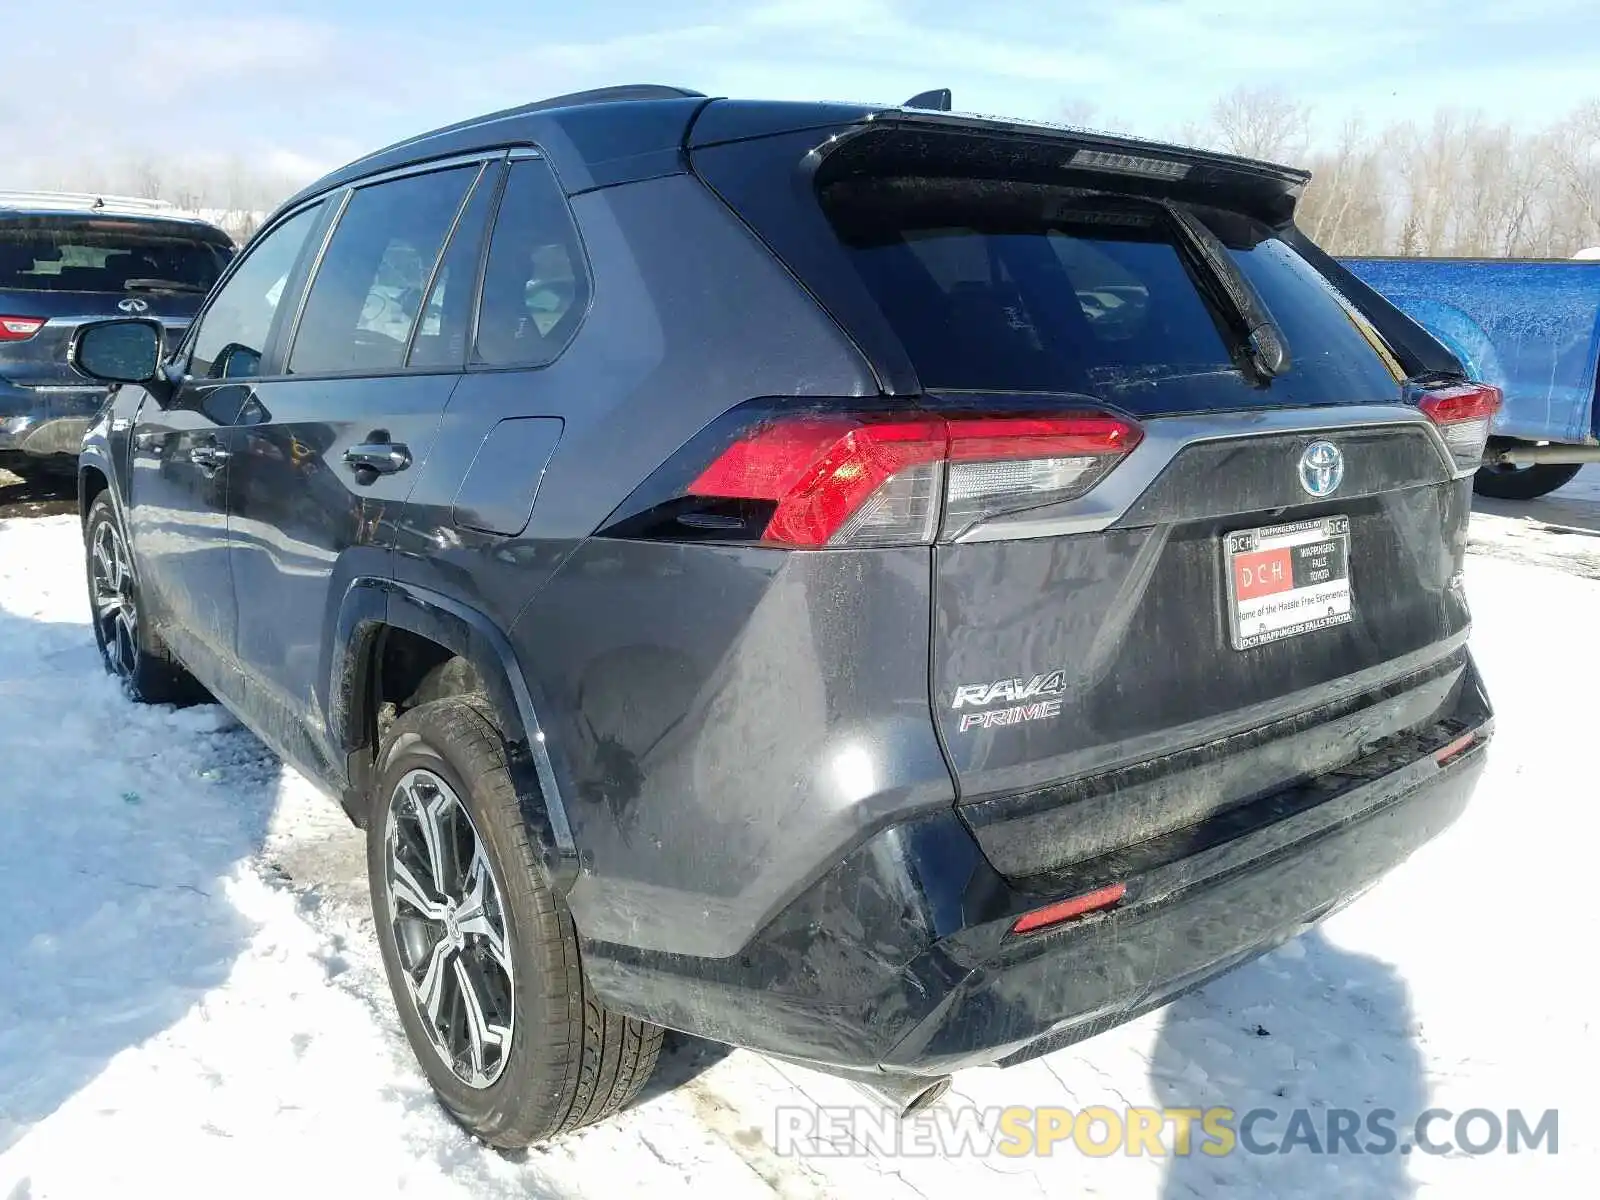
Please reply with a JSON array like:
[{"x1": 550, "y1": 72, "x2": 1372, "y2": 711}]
[
  {"x1": 943, "y1": 414, "x2": 1140, "y2": 540},
  {"x1": 625, "y1": 405, "x2": 1143, "y2": 549},
  {"x1": 0, "y1": 315, "x2": 45, "y2": 342},
  {"x1": 1414, "y1": 381, "x2": 1501, "y2": 474},
  {"x1": 688, "y1": 415, "x2": 949, "y2": 548}
]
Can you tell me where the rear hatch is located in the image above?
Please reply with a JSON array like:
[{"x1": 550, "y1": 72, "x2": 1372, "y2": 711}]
[
  {"x1": 689, "y1": 109, "x2": 1492, "y2": 885},
  {"x1": 0, "y1": 214, "x2": 230, "y2": 386}
]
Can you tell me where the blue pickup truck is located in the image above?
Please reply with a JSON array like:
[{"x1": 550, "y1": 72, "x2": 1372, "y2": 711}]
[{"x1": 1341, "y1": 255, "x2": 1600, "y2": 499}]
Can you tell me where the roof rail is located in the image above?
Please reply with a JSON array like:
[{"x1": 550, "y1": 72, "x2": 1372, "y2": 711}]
[
  {"x1": 0, "y1": 190, "x2": 189, "y2": 217},
  {"x1": 347, "y1": 84, "x2": 708, "y2": 168},
  {"x1": 519, "y1": 83, "x2": 706, "y2": 114}
]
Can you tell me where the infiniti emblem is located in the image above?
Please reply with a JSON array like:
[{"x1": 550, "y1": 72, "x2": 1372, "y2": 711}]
[
  {"x1": 117, "y1": 297, "x2": 150, "y2": 314},
  {"x1": 1298, "y1": 440, "x2": 1344, "y2": 497}
]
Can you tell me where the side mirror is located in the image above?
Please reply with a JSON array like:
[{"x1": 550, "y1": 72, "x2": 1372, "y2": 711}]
[
  {"x1": 71, "y1": 318, "x2": 165, "y2": 385},
  {"x1": 213, "y1": 342, "x2": 262, "y2": 380}
]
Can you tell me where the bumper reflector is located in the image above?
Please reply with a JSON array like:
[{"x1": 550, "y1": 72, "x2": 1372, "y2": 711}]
[
  {"x1": 1434, "y1": 731, "x2": 1478, "y2": 766},
  {"x1": 1011, "y1": 882, "x2": 1127, "y2": 935}
]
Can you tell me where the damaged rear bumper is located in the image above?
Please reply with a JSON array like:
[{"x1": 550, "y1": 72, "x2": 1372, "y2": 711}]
[
  {"x1": 0, "y1": 379, "x2": 105, "y2": 464},
  {"x1": 583, "y1": 654, "x2": 1492, "y2": 1077}
]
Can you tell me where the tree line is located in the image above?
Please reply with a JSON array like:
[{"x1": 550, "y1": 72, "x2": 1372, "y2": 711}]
[
  {"x1": 1178, "y1": 88, "x2": 1600, "y2": 258},
  {"x1": 19, "y1": 154, "x2": 301, "y2": 242}
]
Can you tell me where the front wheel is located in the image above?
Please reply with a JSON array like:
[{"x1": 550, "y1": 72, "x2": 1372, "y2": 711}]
[
  {"x1": 367, "y1": 696, "x2": 662, "y2": 1147},
  {"x1": 1473, "y1": 462, "x2": 1584, "y2": 501},
  {"x1": 83, "y1": 491, "x2": 208, "y2": 704}
]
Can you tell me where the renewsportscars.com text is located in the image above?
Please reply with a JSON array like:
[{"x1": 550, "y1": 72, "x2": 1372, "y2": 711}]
[{"x1": 773, "y1": 1105, "x2": 1560, "y2": 1159}]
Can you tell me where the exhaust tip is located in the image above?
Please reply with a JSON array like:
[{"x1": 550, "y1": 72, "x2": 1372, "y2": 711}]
[{"x1": 900, "y1": 1076, "x2": 952, "y2": 1117}]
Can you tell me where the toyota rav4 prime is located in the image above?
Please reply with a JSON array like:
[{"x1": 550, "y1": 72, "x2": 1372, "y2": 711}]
[
  {"x1": 0, "y1": 191, "x2": 233, "y2": 476},
  {"x1": 71, "y1": 85, "x2": 1495, "y2": 1146}
]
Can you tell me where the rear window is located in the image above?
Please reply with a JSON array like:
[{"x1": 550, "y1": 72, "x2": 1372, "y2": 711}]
[
  {"x1": 818, "y1": 177, "x2": 1406, "y2": 412},
  {"x1": 0, "y1": 221, "x2": 231, "y2": 295}
]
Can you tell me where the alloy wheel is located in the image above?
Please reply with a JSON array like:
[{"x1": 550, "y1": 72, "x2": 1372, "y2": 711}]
[
  {"x1": 383, "y1": 767, "x2": 516, "y2": 1089},
  {"x1": 89, "y1": 518, "x2": 138, "y2": 678}
]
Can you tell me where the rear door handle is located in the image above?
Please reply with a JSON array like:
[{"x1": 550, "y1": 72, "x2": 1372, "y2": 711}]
[{"x1": 343, "y1": 442, "x2": 411, "y2": 476}]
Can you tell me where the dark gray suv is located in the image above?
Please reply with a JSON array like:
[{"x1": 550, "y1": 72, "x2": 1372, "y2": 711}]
[{"x1": 72, "y1": 84, "x2": 1496, "y2": 1147}]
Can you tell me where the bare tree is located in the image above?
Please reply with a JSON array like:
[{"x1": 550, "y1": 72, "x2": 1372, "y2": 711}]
[
  {"x1": 1201, "y1": 86, "x2": 1312, "y2": 162},
  {"x1": 1299, "y1": 116, "x2": 1389, "y2": 253},
  {"x1": 126, "y1": 158, "x2": 165, "y2": 201},
  {"x1": 1547, "y1": 102, "x2": 1600, "y2": 251}
]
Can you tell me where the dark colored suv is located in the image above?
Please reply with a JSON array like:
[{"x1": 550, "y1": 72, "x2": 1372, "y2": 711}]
[
  {"x1": 73, "y1": 85, "x2": 1496, "y2": 1146},
  {"x1": 0, "y1": 192, "x2": 233, "y2": 475}
]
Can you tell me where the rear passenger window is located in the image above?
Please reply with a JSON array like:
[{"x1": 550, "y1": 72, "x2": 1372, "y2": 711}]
[
  {"x1": 288, "y1": 165, "x2": 477, "y2": 376},
  {"x1": 408, "y1": 163, "x2": 501, "y2": 369},
  {"x1": 473, "y1": 159, "x2": 588, "y2": 368}
]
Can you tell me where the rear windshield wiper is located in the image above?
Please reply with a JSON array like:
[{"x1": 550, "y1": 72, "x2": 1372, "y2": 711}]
[
  {"x1": 1159, "y1": 202, "x2": 1290, "y2": 382},
  {"x1": 124, "y1": 278, "x2": 207, "y2": 294}
]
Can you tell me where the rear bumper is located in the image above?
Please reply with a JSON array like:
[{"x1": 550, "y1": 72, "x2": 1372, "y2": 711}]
[
  {"x1": 585, "y1": 655, "x2": 1491, "y2": 1077},
  {"x1": 0, "y1": 379, "x2": 105, "y2": 461}
]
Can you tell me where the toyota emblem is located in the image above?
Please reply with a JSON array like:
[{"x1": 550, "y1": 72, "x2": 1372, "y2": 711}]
[
  {"x1": 1298, "y1": 440, "x2": 1345, "y2": 498},
  {"x1": 117, "y1": 297, "x2": 150, "y2": 314}
]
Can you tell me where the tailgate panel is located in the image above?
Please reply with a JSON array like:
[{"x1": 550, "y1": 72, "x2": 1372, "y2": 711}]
[{"x1": 935, "y1": 428, "x2": 1473, "y2": 811}]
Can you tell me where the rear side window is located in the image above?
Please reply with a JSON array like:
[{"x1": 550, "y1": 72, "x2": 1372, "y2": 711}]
[
  {"x1": 408, "y1": 163, "x2": 501, "y2": 369},
  {"x1": 816, "y1": 175, "x2": 1406, "y2": 413},
  {"x1": 288, "y1": 165, "x2": 478, "y2": 375},
  {"x1": 0, "y1": 221, "x2": 230, "y2": 295},
  {"x1": 472, "y1": 158, "x2": 589, "y2": 368}
]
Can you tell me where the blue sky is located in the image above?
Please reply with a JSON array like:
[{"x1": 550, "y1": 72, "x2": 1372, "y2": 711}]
[{"x1": 4, "y1": 0, "x2": 1598, "y2": 184}]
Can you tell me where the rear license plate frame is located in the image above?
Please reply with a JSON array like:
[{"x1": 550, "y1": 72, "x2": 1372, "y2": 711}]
[{"x1": 1223, "y1": 515, "x2": 1353, "y2": 651}]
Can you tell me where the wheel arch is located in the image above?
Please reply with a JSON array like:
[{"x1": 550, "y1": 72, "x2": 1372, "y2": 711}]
[
  {"x1": 330, "y1": 578, "x2": 579, "y2": 891},
  {"x1": 78, "y1": 456, "x2": 113, "y2": 525}
]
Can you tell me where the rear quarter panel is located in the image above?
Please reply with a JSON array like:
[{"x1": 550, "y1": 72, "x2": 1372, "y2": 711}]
[{"x1": 389, "y1": 173, "x2": 957, "y2": 956}]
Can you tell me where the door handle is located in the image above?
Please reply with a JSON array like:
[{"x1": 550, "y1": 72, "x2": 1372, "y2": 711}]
[
  {"x1": 189, "y1": 442, "x2": 229, "y2": 474},
  {"x1": 343, "y1": 442, "x2": 411, "y2": 476}
]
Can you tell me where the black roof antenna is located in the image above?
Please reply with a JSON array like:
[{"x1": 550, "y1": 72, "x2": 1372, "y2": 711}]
[{"x1": 903, "y1": 88, "x2": 952, "y2": 111}]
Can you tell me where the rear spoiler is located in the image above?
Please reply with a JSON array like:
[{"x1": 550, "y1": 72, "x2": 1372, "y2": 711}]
[{"x1": 691, "y1": 101, "x2": 1311, "y2": 224}]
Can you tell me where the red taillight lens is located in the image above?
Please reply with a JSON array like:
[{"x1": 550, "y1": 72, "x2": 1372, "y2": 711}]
[
  {"x1": 1415, "y1": 381, "x2": 1501, "y2": 474},
  {"x1": 684, "y1": 409, "x2": 1142, "y2": 549},
  {"x1": 1011, "y1": 883, "x2": 1127, "y2": 935},
  {"x1": 0, "y1": 315, "x2": 45, "y2": 342},
  {"x1": 689, "y1": 416, "x2": 949, "y2": 548}
]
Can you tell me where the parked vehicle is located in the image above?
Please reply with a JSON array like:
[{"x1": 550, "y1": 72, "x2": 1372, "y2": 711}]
[
  {"x1": 1341, "y1": 254, "x2": 1600, "y2": 499},
  {"x1": 0, "y1": 192, "x2": 233, "y2": 476},
  {"x1": 72, "y1": 86, "x2": 1495, "y2": 1146}
]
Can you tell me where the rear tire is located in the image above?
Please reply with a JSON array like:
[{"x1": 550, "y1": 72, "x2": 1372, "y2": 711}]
[
  {"x1": 83, "y1": 491, "x2": 209, "y2": 704},
  {"x1": 367, "y1": 696, "x2": 662, "y2": 1147},
  {"x1": 1472, "y1": 462, "x2": 1583, "y2": 501}
]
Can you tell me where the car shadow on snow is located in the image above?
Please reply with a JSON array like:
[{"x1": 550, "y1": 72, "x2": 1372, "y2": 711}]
[
  {"x1": 0, "y1": 469, "x2": 77, "y2": 520},
  {"x1": 0, "y1": 601, "x2": 284, "y2": 1152},
  {"x1": 1151, "y1": 928, "x2": 1426, "y2": 1199},
  {"x1": 629, "y1": 1030, "x2": 734, "y2": 1108}
]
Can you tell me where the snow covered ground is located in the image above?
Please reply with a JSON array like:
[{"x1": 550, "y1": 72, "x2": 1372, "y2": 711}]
[{"x1": 1, "y1": 471, "x2": 1596, "y2": 1199}]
